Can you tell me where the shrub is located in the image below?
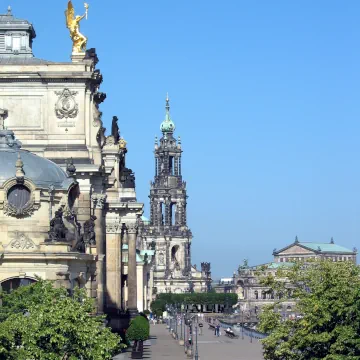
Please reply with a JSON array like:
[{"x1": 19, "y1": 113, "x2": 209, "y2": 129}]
[{"x1": 127, "y1": 315, "x2": 149, "y2": 342}]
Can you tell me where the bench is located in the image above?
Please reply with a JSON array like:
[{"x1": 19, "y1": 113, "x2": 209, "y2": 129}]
[{"x1": 225, "y1": 330, "x2": 239, "y2": 339}]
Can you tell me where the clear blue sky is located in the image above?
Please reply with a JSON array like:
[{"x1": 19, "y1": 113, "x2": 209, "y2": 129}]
[{"x1": 10, "y1": 1, "x2": 360, "y2": 278}]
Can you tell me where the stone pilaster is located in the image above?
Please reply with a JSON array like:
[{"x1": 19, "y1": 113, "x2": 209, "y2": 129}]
[
  {"x1": 91, "y1": 193, "x2": 107, "y2": 313},
  {"x1": 105, "y1": 221, "x2": 122, "y2": 310},
  {"x1": 127, "y1": 222, "x2": 138, "y2": 316}
]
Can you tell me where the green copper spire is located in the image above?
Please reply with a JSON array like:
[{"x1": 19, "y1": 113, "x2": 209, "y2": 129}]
[{"x1": 160, "y1": 93, "x2": 176, "y2": 134}]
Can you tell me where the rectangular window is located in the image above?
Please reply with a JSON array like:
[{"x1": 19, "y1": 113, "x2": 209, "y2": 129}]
[{"x1": 12, "y1": 37, "x2": 20, "y2": 50}]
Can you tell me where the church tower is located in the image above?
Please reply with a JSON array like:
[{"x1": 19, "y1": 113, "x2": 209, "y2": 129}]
[{"x1": 141, "y1": 95, "x2": 210, "y2": 295}]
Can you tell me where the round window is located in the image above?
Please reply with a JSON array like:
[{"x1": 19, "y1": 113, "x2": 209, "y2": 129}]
[{"x1": 7, "y1": 185, "x2": 31, "y2": 209}]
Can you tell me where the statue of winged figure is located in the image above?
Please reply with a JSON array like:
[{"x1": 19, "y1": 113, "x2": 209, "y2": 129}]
[{"x1": 65, "y1": 1, "x2": 89, "y2": 54}]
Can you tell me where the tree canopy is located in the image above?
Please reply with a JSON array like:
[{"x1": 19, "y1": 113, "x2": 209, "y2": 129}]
[
  {"x1": 258, "y1": 260, "x2": 360, "y2": 360},
  {"x1": 0, "y1": 279, "x2": 122, "y2": 360}
]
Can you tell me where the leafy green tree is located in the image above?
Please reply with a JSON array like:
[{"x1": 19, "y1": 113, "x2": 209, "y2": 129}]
[
  {"x1": 0, "y1": 280, "x2": 122, "y2": 360},
  {"x1": 258, "y1": 260, "x2": 360, "y2": 360},
  {"x1": 126, "y1": 315, "x2": 149, "y2": 352}
]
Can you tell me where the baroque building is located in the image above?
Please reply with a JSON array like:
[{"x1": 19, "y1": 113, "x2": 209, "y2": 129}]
[
  {"x1": 214, "y1": 237, "x2": 357, "y2": 319},
  {"x1": 0, "y1": 5, "x2": 155, "y2": 329},
  {"x1": 140, "y1": 96, "x2": 211, "y2": 295}
]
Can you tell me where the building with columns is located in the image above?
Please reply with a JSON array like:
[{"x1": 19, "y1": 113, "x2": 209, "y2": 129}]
[
  {"x1": 139, "y1": 96, "x2": 212, "y2": 295},
  {"x1": 0, "y1": 6, "x2": 155, "y2": 329},
  {"x1": 214, "y1": 237, "x2": 357, "y2": 318}
]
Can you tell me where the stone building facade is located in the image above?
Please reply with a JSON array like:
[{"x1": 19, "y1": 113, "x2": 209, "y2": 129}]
[
  {"x1": 0, "y1": 7, "x2": 155, "y2": 329},
  {"x1": 139, "y1": 97, "x2": 211, "y2": 295},
  {"x1": 214, "y1": 238, "x2": 357, "y2": 318}
]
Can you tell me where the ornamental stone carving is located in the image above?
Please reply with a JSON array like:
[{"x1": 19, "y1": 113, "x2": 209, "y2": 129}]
[
  {"x1": 55, "y1": 88, "x2": 79, "y2": 119},
  {"x1": 91, "y1": 193, "x2": 107, "y2": 209},
  {"x1": 106, "y1": 219, "x2": 121, "y2": 233},
  {"x1": 7, "y1": 231, "x2": 37, "y2": 251},
  {"x1": 126, "y1": 223, "x2": 138, "y2": 234}
]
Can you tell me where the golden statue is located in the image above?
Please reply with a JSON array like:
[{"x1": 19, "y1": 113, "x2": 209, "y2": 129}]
[{"x1": 65, "y1": 1, "x2": 89, "y2": 54}]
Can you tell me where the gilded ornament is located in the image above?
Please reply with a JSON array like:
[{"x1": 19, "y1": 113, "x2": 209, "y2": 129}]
[
  {"x1": 65, "y1": 1, "x2": 89, "y2": 54},
  {"x1": 119, "y1": 137, "x2": 127, "y2": 149}
]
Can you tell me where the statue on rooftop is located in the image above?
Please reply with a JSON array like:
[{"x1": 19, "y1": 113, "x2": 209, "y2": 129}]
[
  {"x1": 111, "y1": 116, "x2": 120, "y2": 144},
  {"x1": 65, "y1": 1, "x2": 89, "y2": 53}
]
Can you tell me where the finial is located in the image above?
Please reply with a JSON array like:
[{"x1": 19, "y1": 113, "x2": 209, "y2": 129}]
[
  {"x1": 155, "y1": 135, "x2": 158, "y2": 145},
  {"x1": 178, "y1": 136, "x2": 181, "y2": 144},
  {"x1": 165, "y1": 93, "x2": 170, "y2": 112},
  {"x1": 15, "y1": 152, "x2": 25, "y2": 178},
  {"x1": 7, "y1": 6, "x2": 11, "y2": 16},
  {"x1": 330, "y1": 237, "x2": 334, "y2": 244},
  {"x1": 295, "y1": 235, "x2": 299, "y2": 244}
]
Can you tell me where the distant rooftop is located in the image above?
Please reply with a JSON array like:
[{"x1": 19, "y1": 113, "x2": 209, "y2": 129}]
[{"x1": 298, "y1": 242, "x2": 355, "y2": 254}]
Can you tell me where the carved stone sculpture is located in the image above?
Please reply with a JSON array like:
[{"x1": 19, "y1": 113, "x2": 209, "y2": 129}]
[
  {"x1": 83, "y1": 215, "x2": 97, "y2": 245},
  {"x1": 49, "y1": 208, "x2": 68, "y2": 241},
  {"x1": 66, "y1": 157, "x2": 76, "y2": 176},
  {"x1": 111, "y1": 116, "x2": 120, "y2": 144}
]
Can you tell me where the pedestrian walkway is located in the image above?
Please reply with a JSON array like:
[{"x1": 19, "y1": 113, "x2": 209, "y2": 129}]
[{"x1": 115, "y1": 323, "x2": 264, "y2": 359}]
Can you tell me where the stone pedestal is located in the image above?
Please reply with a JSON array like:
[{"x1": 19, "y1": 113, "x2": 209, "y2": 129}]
[{"x1": 71, "y1": 52, "x2": 85, "y2": 63}]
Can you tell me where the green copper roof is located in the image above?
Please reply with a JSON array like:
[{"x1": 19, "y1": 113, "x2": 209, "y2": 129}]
[
  {"x1": 160, "y1": 95, "x2": 176, "y2": 134},
  {"x1": 299, "y1": 242, "x2": 354, "y2": 253},
  {"x1": 252, "y1": 262, "x2": 294, "y2": 270}
]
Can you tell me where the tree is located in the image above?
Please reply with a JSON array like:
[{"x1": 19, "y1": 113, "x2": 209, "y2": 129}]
[
  {"x1": 258, "y1": 260, "x2": 360, "y2": 360},
  {"x1": 0, "y1": 280, "x2": 122, "y2": 360},
  {"x1": 126, "y1": 315, "x2": 150, "y2": 354}
]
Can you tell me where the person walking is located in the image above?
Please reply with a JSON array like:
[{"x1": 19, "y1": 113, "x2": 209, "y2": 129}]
[{"x1": 216, "y1": 325, "x2": 220, "y2": 337}]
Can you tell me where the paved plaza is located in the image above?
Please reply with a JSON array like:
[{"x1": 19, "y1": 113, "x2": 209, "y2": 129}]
[{"x1": 114, "y1": 324, "x2": 264, "y2": 360}]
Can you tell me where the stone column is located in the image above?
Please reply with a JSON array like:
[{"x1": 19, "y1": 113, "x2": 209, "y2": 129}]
[
  {"x1": 127, "y1": 223, "x2": 138, "y2": 317},
  {"x1": 105, "y1": 220, "x2": 122, "y2": 310},
  {"x1": 91, "y1": 193, "x2": 107, "y2": 314}
]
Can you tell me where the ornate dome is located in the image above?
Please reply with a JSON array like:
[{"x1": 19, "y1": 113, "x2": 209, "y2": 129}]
[
  {"x1": 0, "y1": 129, "x2": 73, "y2": 189},
  {"x1": 160, "y1": 94, "x2": 176, "y2": 134}
]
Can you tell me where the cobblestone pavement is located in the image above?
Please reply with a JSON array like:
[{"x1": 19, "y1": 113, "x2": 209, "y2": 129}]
[{"x1": 115, "y1": 324, "x2": 265, "y2": 360}]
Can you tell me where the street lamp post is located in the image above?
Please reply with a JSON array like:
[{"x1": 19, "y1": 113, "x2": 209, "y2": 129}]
[
  {"x1": 241, "y1": 310, "x2": 244, "y2": 340},
  {"x1": 194, "y1": 315, "x2": 199, "y2": 360},
  {"x1": 179, "y1": 308, "x2": 184, "y2": 346}
]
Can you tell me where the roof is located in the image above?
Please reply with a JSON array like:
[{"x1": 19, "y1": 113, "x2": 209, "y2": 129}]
[
  {"x1": 275, "y1": 241, "x2": 355, "y2": 255},
  {"x1": 248, "y1": 262, "x2": 294, "y2": 270},
  {"x1": 121, "y1": 244, "x2": 146, "y2": 263},
  {"x1": 299, "y1": 242, "x2": 354, "y2": 253},
  {"x1": 0, "y1": 57, "x2": 55, "y2": 65},
  {"x1": 0, "y1": 129, "x2": 73, "y2": 189}
]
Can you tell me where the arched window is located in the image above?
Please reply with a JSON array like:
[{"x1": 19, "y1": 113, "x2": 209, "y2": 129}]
[
  {"x1": 1, "y1": 277, "x2": 36, "y2": 293},
  {"x1": 262, "y1": 291, "x2": 266, "y2": 300},
  {"x1": 171, "y1": 203, "x2": 176, "y2": 225},
  {"x1": 254, "y1": 290, "x2": 258, "y2": 299},
  {"x1": 171, "y1": 245, "x2": 179, "y2": 262},
  {"x1": 8, "y1": 185, "x2": 30, "y2": 209},
  {"x1": 161, "y1": 202, "x2": 165, "y2": 225}
]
